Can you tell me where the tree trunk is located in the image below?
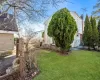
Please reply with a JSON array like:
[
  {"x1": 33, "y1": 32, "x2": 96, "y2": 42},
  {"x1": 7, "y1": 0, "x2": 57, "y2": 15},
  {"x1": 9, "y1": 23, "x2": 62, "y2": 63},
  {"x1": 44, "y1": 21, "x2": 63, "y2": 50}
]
[
  {"x1": 16, "y1": 38, "x2": 19, "y2": 57},
  {"x1": 19, "y1": 38, "x2": 26, "y2": 80}
]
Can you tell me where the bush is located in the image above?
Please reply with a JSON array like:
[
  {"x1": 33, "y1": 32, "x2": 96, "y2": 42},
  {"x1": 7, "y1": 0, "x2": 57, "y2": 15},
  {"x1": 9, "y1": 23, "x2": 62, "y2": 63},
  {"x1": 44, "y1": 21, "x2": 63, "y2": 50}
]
[{"x1": 48, "y1": 8, "x2": 77, "y2": 53}]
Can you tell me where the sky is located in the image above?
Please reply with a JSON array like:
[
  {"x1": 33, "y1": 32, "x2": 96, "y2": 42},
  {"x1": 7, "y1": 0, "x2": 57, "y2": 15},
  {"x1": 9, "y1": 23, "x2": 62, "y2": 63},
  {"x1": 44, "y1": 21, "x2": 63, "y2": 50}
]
[
  {"x1": 48, "y1": 0, "x2": 97, "y2": 16},
  {"x1": 21, "y1": 0, "x2": 97, "y2": 32}
]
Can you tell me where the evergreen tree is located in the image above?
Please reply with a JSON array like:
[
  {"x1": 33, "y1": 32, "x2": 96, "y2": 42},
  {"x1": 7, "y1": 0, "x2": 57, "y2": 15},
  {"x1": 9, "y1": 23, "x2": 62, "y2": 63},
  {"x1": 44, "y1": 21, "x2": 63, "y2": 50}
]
[
  {"x1": 48, "y1": 8, "x2": 77, "y2": 53},
  {"x1": 98, "y1": 20, "x2": 100, "y2": 48},
  {"x1": 90, "y1": 16, "x2": 99, "y2": 49},
  {"x1": 83, "y1": 15, "x2": 92, "y2": 49}
]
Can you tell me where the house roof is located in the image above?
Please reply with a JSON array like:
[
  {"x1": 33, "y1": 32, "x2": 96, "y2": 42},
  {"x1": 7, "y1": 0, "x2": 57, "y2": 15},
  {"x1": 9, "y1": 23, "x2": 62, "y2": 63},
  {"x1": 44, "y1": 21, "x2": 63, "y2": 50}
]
[
  {"x1": 70, "y1": 11, "x2": 82, "y2": 20},
  {"x1": 44, "y1": 16, "x2": 52, "y2": 26},
  {"x1": 0, "y1": 13, "x2": 18, "y2": 32}
]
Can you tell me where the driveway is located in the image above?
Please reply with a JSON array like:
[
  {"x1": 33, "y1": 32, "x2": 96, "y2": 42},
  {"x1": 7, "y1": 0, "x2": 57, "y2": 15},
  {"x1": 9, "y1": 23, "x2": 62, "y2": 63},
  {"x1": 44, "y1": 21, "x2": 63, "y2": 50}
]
[{"x1": 0, "y1": 56, "x2": 16, "y2": 76}]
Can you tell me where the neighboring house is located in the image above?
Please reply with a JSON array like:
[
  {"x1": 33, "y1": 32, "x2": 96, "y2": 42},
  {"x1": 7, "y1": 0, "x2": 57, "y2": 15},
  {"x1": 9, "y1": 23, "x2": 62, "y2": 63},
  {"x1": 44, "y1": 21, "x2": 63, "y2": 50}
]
[
  {"x1": 0, "y1": 13, "x2": 18, "y2": 51},
  {"x1": 30, "y1": 30, "x2": 44, "y2": 44},
  {"x1": 43, "y1": 11, "x2": 84, "y2": 47},
  {"x1": 35, "y1": 30, "x2": 44, "y2": 40}
]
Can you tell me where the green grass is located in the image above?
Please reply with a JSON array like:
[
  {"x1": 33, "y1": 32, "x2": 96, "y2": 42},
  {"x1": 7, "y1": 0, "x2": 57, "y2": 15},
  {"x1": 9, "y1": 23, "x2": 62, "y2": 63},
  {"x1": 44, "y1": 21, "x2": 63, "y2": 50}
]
[{"x1": 34, "y1": 50, "x2": 100, "y2": 80}]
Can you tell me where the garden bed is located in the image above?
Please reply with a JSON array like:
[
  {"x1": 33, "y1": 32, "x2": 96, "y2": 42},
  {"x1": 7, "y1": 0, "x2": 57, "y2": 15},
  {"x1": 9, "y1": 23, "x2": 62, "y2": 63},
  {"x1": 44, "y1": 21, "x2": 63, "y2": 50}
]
[{"x1": 41, "y1": 44, "x2": 71, "y2": 54}]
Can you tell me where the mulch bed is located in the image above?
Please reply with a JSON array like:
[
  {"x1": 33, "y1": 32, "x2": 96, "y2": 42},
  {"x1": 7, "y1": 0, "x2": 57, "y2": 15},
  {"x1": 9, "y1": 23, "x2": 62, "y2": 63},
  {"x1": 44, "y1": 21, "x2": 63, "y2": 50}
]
[
  {"x1": 25, "y1": 69, "x2": 40, "y2": 80},
  {"x1": 41, "y1": 47, "x2": 71, "y2": 56},
  {"x1": 0, "y1": 68, "x2": 40, "y2": 80}
]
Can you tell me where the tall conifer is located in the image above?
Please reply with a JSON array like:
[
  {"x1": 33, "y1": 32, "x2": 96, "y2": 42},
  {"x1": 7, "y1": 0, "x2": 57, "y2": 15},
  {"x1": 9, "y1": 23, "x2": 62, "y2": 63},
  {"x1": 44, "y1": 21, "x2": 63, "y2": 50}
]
[
  {"x1": 90, "y1": 17, "x2": 99, "y2": 49},
  {"x1": 48, "y1": 8, "x2": 77, "y2": 53},
  {"x1": 83, "y1": 15, "x2": 92, "y2": 49},
  {"x1": 98, "y1": 20, "x2": 100, "y2": 48}
]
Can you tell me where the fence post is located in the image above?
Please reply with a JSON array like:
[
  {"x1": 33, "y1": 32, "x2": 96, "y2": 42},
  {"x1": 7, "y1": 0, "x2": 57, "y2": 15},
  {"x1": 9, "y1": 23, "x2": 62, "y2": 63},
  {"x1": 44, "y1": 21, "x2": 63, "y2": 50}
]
[{"x1": 16, "y1": 38, "x2": 19, "y2": 57}]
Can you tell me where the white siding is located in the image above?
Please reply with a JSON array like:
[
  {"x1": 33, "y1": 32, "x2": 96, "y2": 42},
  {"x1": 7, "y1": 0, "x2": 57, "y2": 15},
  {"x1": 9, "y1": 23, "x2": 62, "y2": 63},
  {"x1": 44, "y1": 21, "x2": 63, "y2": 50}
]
[
  {"x1": 70, "y1": 12, "x2": 82, "y2": 34},
  {"x1": 70, "y1": 12, "x2": 83, "y2": 47},
  {"x1": 44, "y1": 17, "x2": 53, "y2": 44}
]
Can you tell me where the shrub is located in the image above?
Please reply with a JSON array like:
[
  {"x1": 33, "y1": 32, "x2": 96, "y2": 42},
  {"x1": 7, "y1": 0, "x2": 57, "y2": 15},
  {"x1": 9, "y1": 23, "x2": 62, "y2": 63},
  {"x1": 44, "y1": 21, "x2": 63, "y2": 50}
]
[{"x1": 48, "y1": 8, "x2": 77, "y2": 53}]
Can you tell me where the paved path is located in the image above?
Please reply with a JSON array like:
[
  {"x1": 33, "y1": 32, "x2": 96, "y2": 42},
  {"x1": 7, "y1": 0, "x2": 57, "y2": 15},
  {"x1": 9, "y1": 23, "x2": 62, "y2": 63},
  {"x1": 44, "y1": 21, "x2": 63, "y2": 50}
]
[{"x1": 0, "y1": 56, "x2": 16, "y2": 76}]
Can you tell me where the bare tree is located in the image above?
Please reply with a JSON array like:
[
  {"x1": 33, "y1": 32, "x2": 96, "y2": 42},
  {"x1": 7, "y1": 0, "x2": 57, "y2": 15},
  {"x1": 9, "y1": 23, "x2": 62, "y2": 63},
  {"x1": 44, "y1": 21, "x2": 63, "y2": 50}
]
[
  {"x1": 0, "y1": 0, "x2": 73, "y2": 79},
  {"x1": 0, "y1": 0, "x2": 69, "y2": 22},
  {"x1": 0, "y1": 0, "x2": 72, "y2": 35},
  {"x1": 0, "y1": 0, "x2": 73, "y2": 38},
  {"x1": 23, "y1": 27, "x2": 38, "y2": 72},
  {"x1": 24, "y1": 27, "x2": 37, "y2": 53}
]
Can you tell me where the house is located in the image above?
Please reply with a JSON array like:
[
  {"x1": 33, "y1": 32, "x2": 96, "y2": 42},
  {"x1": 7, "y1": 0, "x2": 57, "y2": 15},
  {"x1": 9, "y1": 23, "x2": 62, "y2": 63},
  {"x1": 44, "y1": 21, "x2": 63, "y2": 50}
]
[
  {"x1": 43, "y1": 11, "x2": 84, "y2": 47},
  {"x1": 0, "y1": 13, "x2": 18, "y2": 51}
]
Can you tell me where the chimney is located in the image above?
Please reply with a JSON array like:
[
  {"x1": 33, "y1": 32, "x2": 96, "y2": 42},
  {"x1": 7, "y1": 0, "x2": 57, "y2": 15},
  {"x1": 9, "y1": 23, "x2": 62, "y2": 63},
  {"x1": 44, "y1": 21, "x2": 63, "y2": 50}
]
[{"x1": 80, "y1": 14, "x2": 84, "y2": 34}]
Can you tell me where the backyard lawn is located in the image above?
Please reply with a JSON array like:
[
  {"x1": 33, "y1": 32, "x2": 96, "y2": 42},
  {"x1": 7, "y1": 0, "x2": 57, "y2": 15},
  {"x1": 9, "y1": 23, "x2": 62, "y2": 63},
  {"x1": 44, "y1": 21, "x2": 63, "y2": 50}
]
[{"x1": 34, "y1": 50, "x2": 100, "y2": 80}]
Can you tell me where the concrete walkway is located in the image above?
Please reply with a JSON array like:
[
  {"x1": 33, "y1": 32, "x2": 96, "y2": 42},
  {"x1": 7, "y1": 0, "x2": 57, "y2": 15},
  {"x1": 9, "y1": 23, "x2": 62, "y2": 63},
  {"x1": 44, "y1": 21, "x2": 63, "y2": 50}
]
[
  {"x1": 0, "y1": 46, "x2": 17, "y2": 76},
  {"x1": 71, "y1": 46, "x2": 84, "y2": 50},
  {"x1": 0, "y1": 56, "x2": 16, "y2": 76}
]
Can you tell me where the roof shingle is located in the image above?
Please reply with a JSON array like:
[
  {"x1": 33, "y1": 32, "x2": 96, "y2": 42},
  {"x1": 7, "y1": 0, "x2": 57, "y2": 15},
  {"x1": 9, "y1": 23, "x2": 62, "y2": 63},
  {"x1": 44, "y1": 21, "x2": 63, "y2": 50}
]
[{"x1": 0, "y1": 13, "x2": 18, "y2": 32}]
